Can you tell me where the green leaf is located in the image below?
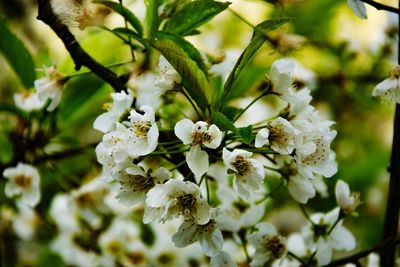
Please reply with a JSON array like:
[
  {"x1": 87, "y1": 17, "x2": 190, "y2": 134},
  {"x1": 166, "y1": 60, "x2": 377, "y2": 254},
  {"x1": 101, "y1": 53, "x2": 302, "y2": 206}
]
[
  {"x1": 0, "y1": 17, "x2": 35, "y2": 88},
  {"x1": 165, "y1": 0, "x2": 230, "y2": 36},
  {"x1": 222, "y1": 106, "x2": 241, "y2": 121},
  {"x1": 149, "y1": 38, "x2": 209, "y2": 110},
  {"x1": 221, "y1": 18, "x2": 290, "y2": 106},
  {"x1": 212, "y1": 111, "x2": 253, "y2": 144},
  {"x1": 212, "y1": 111, "x2": 237, "y2": 133},
  {"x1": 94, "y1": 0, "x2": 144, "y2": 36},
  {"x1": 237, "y1": 125, "x2": 253, "y2": 144},
  {"x1": 144, "y1": 0, "x2": 163, "y2": 36},
  {"x1": 153, "y1": 31, "x2": 207, "y2": 73}
]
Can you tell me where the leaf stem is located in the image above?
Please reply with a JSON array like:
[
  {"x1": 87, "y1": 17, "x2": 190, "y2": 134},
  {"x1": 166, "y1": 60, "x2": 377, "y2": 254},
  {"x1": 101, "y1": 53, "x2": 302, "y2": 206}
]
[{"x1": 233, "y1": 92, "x2": 267, "y2": 122}]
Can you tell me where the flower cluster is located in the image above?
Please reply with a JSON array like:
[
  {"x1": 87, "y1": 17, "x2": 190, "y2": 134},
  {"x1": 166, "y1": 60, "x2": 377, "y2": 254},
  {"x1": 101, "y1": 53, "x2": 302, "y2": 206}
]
[{"x1": 88, "y1": 53, "x2": 359, "y2": 266}]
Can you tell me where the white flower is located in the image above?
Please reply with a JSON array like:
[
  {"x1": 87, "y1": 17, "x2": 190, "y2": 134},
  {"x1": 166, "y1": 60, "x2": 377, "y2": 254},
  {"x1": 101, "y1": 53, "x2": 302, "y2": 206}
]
[
  {"x1": 302, "y1": 207, "x2": 356, "y2": 265},
  {"x1": 295, "y1": 135, "x2": 337, "y2": 177},
  {"x1": 93, "y1": 90, "x2": 134, "y2": 133},
  {"x1": 372, "y1": 66, "x2": 400, "y2": 104},
  {"x1": 222, "y1": 148, "x2": 265, "y2": 199},
  {"x1": 13, "y1": 91, "x2": 44, "y2": 112},
  {"x1": 155, "y1": 56, "x2": 182, "y2": 91},
  {"x1": 13, "y1": 203, "x2": 39, "y2": 240},
  {"x1": 34, "y1": 66, "x2": 65, "y2": 111},
  {"x1": 275, "y1": 156, "x2": 316, "y2": 204},
  {"x1": 175, "y1": 119, "x2": 222, "y2": 179},
  {"x1": 128, "y1": 72, "x2": 162, "y2": 109},
  {"x1": 269, "y1": 58, "x2": 295, "y2": 96},
  {"x1": 116, "y1": 164, "x2": 171, "y2": 206},
  {"x1": 99, "y1": 218, "x2": 141, "y2": 258},
  {"x1": 335, "y1": 180, "x2": 360, "y2": 215},
  {"x1": 172, "y1": 217, "x2": 223, "y2": 257},
  {"x1": 255, "y1": 117, "x2": 301, "y2": 155},
  {"x1": 70, "y1": 178, "x2": 110, "y2": 229},
  {"x1": 347, "y1": 0, "x2": 367, "y2": 19},
  {"x1": 95, "y1": 124, "x2": 134, "y2": 182},
  {"x1": 248, "y1": 222, "x2": 287, "y2": 267},
  {"x1": 144, "y1": 179, "x2": 210, "y2": 225},
  {"x1": 3, "y1": 163, "x2": 41, "y2": 207},
  {"x1": 124, "y1": 105, "x2": 159, "y2": 157},
  {"x1": 211, "y1": 251, "x2": 237, "y2": 267}
]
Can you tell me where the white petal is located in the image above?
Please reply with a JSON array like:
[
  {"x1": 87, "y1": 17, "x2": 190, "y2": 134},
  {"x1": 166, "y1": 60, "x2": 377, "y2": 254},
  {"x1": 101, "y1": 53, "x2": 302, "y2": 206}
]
[
  {"x1": 373, "y1": 78, "x2": 397, "y2": 97},
  {"x1": 174, "y1": 119, "x2": 195, "y2": 144},
  {"x1": 331, "y1": 226, "x2": 356, "y2": 251},
  {"x1": 288, "y1": 175, "x2": 315, "y2": 204},
  {"x1": 211, "y1": 251, "x2": 237, "y2": 267},
  {"x1": 255, "y1": 128, "x2": 269, "y2": 148},
  {"x1": 93, "y1": 112, "x2": 117, "y2": 133},
  {"x1": 347, "y1": 0, "x2": 367, "y2": 19},
  {"x1": 198, "y1": 228, "x2": 224, "y2": 257},
  {"x1": 205, "y1": 124, "x2": 222, "y2": 149},
  {"x1": 187, "y1": 145, "x2": 209, "y2": 178},
  {"x1": 116, "y1": 190, "x2": 145, "y2": 206},
  {"x1": 196, "y1": 198, "x2": 211, "y2": 225},
  {"x1": 172, "y1": 221, "x2": 198, "y2": 247},
  {"x1": 316, "y1": 238, "x2": 332, "y2": 265}
]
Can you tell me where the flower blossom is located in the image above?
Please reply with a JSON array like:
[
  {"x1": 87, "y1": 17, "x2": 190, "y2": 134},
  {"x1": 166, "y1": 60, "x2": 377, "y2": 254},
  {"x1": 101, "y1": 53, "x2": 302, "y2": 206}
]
[
  {"x1": 34, "y1": 65, "x2": 66, "y2": 111},
  {"x1": 175, "y1": 119, "x2": 222, "y2": 179},
  {"x1": 123, "y1": 105, "x2": 159, "y2": 157},
  {"x1": 255, "y1": 117, "x2": 301, "y2": 155},
  {"x1": 144, "y1": 180, "x2": 210, "y2": 225},
  {"x1": 335, "y1": 180, "x2": 360, "y2": 215},
  {"x1": 172, "y1": 216, "x2": 224, "y2": 257},
  {"x1": 13, "y1": 91, "x2": 44, "y2": 112},
  {"x1": 3, "y1": 163, "x2": 41, "y2": 207},
  {"x1": 302, "y1": 207, "x2": 356, "y2": 265},
  {"x1": 372, "y1": 66, "x2": 400, "y2": 104},
  {"x1": 222, "y1": 148, "x2": 265, "y2": 199},
  {"x1": 116, "y1": 164, "x2": 172, "y2": 206},
  {"x1": 93, "y1": 90, "x2": 134, "y2": 133},
  {"x1": 248, "y1": 222, "x2": 287, "y2": 267}
]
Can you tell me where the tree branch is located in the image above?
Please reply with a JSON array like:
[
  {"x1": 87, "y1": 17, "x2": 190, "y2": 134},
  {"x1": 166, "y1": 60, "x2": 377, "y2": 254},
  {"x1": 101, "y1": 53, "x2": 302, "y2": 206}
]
[
  {"x1": 379, "y1": 1, "x2": 400, "y2": 266},
  {"x1": 360, "y1": 0, "x2": 400, "y2": 13},
  {"x1": 36, "y1": 0, "x2": 126, "y2": 92},
  {"x1": 324, "y1": 237, "x2": 399, "y2": 267}
]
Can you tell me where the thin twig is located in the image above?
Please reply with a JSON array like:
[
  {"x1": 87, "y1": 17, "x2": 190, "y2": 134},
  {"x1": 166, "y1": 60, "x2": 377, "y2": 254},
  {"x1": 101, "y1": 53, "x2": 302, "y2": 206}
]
[
  {"x1": 37, "y1": 0, "x2": 126, "y2": 92},
  {"x1": 360, "y1": 0, "x2": 399, "y2": 13},
  {"x1": 325, "y1": 237, "x2": 400, "y2": 267}
]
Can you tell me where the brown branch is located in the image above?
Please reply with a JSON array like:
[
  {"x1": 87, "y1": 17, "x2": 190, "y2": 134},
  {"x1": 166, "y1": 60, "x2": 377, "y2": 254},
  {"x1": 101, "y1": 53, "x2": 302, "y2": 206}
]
[
  {"x1": 379, "y1": 1, "x2": 400, "y2": 266},
  {"x1": 360, "y1": 0, "x2": 399, "y2": 13},
  {"x1": 324, "y1": 237, "x2": 400, "y2": 267},
  {"x1": 37, "y1": 0, "x2": 126, "y2": 92}
]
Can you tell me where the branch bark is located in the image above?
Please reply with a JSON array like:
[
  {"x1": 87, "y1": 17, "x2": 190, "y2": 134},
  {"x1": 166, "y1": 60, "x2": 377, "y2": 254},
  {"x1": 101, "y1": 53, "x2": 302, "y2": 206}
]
[
  {"x1": 37, "y1": 0, "x2": 126, "y2": 92},
  {"x1": 324, "y1": 237, "x2": 399, "y2": 267},
  {"x1": 360, "y1": 0, "x2": 400, "y2": 13},
  {"x1": 379, "y1": 1, "x2": 400, "y2": 266}
]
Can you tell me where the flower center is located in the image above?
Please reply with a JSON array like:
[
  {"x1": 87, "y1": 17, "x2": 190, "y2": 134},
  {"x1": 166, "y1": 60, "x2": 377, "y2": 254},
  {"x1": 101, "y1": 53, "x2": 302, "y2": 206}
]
[
  {"x1": 191, "y1": 131, "x2": 212, "y2": 146},
  {"x1": 177, "y1": 194, "x2": 197, "y2": 217},
  {"x1": 132, "y1": 121, "x2": 151, "y2": 138},
  {"x1": 14, "y1": 175, "x2": 32, "y2": 188},
  {"x1": 232, "y1": 156, "x2": 253, "y2": 176},
  {"x1": 264, "y1": 235, "x2": 286, "y2": 259},
  {"x1": 302, "y1": 139, "x2": 329, "y2": 166},
  {"x1": 121, "y1": 174, "x2": 155, "y2": 193},
  {"x1": 313, "y1": 223, "x2": 329, "y2": 239},
  {"x1": 268, "y1": 123, "x2": 290, "y2": 145},
  {"x1": 126, "y1": 251, "x2": 146, "y2": 264},
  {"x1": 196, "y1": 220, "x2": 217, "y2": 235}
]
